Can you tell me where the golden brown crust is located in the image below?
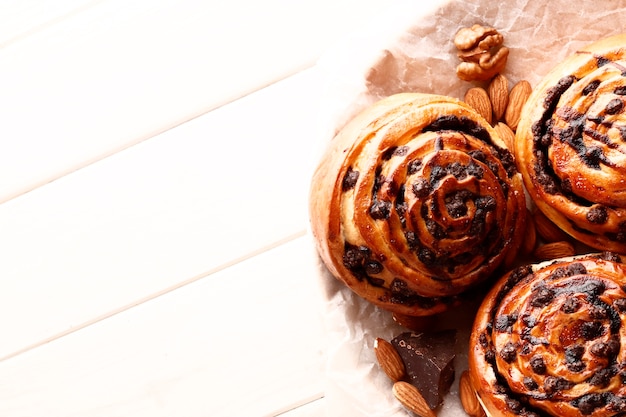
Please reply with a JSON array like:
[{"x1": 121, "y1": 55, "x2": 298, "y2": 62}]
[
  {"x1": 469, "y1": 252, "x2": 626, "y2": 417},
  {"x1": 515, "y1": 33, "x2": 626, "y2": 253},
  {"x1": 309, "y1": 93, "x2": 527, "y2": 316}
]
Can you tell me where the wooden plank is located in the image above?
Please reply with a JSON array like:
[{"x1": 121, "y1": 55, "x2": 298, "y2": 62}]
[
  {"x1": 0, "y1": 236, "x2": 325, "y2": 417},
  {"x1": 0, "y1": 68, "x2": 321, "y2": 360},
  {"x1": 0, "y1": 0, "x2": 400, "y2": 203}
]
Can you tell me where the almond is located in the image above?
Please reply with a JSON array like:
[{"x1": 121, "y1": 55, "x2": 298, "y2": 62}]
[
  {"x1": 533, "y1": 210, "x2": 570, "y2": 243},
  {"x1": 459, "y1": 371, "x2": 485, "y2": 417},
  {"x1": 493, "y1": 121, "x2": 515, "y2": 151},
  {"x1": 488, "y1": 73, "x2": 508, "y2": 121},
  {"x1": 374, "y1": 337, "x2": 406, "y2": 382},
  {"x1": 534, "y1": 240, "x2": 576, "y2": 261},
  {"x1": 505, "y1": 80, "x2": 532, "y2": 131},
  {"x1": 464, "y1": 87, "x2": 493, "y2": 125},
  {"x1": 392, "y1": 381, "x2": 436, "y2": 417}
]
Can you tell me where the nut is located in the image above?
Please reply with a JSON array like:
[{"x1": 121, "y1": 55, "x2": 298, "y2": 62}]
[
  {"x1": 374, "y1": 337, "x2": 406, "y2": 382},
  {"x1": 505, "y1": 80, "x2": 532, "y2": 131},
  {"x1": 488, "y1": 74, "x2": 509, "y2": 121},
  {"x1": 459, "y1": 371, "x2": 485, "y2": 417},
  {"x1": 534, "y1": 241, "x2": 576, "y2": 261},
  {"x1": 393, "y1": 381, "x2": 437, "y2": 417},
  {"x1": 465, "y1": 87, "x2": 493, "y2": 124},
  {"x1": 454, "y1": 24, "x2": 509, "y2": 82},
  {"x1": 533, "y1": 210, "x2": 571, "y2": 243},
  {"x1": 493, "y1": 122, "x2": 515, "y2": 152}
]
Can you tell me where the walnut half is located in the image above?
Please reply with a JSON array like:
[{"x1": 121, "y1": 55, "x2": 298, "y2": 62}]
[{"x1": 454, "y1": 24, "x2": 509, "y2": 82}]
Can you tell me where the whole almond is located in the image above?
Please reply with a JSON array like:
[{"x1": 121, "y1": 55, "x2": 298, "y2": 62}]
[
  {"x1": 493, "y1": 121, "x2": 515, "y2": 151},
  {"x1": 392, "y1": 381, "x2": 437, "y2": 417},
  {"x1": 459, "y1": 371, "x2": 485, "y2": 417},
  {"x1": 534, "y1": 240, "x2": 576, "y2": 261},
  {"x1": 533, "y1": 210, "x2": 570, "y2": 243},
  {"x1": 488, "y1": 74, "x2": 509, "y2": 121},
  {"x1": 505, "y1": 80, "x2": 532, "y2": 131},
  {"x1": 465, "y1": 87, "x2": 493, "y2": 124},
  {"x1": 374, "y1": 337, "x2": 406, "y2": 382}
]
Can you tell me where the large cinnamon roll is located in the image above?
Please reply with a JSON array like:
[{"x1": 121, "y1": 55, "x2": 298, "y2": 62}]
[
  {"x1": 515, "y1": 34, "x2": 626, "y2": 253},
  {"x1": 309, "y1": 93, "x2": 527, "y2": 316},
  {"x1": 469, "y1": 252, "x2": 626, "y2": 417}
]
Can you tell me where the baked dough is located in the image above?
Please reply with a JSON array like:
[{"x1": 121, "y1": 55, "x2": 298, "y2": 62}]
[
  {"x1": 515, "y1": 33, "x2": 626, "y2": 253},
  {"x1": 469, "y1": 252, "x2": 626, "y2": 417},
  {"x1": 309, "y1": 93, "x2": 527, "y2": 316}
]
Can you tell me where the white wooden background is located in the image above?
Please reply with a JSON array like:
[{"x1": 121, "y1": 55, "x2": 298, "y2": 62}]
[{"x1": 0, "y1": 1, "x2": 422, "y2": 416}]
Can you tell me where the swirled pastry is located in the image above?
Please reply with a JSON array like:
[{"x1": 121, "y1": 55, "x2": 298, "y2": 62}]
[
  {"x1": 469, "y1": 252, "x2": 626, "y2": 417},
  {"x1": 515, "y1": 34, "x2": 626, "y2": 253},
  {"x1": 309, "y1": 93, "x2": 527, "y2": 316}
]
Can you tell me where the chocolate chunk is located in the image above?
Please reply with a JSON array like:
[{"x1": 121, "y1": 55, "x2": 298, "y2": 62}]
[
  {"x1": 500, "y1": 342, "x2": 517, "y2": 363},
  {"x1": 391, "y1": 330, "x2": 457, "y2": 409},
  {"x1": 587, "y1": 205, "x2": 609, "y2": 224},
  {"x1": 544, "y1": 376, "x2": 573, "y2": 394},
  {"x1": 574, "y1": 393, "x2": 607, "y2": 415},
  {"x1": 590, "y1": 339, "x2": 620, "y2": 358},
  {"x1": 605, "y1": 98, "x2": 624, "y2": 115},
  {"x1": 407, "y1": 159, "x2": 423, "y2": 175},
  {"x1": 523, "y1": 376, "x2": 539, "y2": 391},
  {"x1": 583, "y1": 80, "x2": 601, "y2": 95},
  {"x1": 562, "y1": 298, "x2": 582, "y2": 313},
  {"x1": 581, "y1": 321, "x2": 605, "y2": 340},
  {"x1": 530, "y1": 355, "x2": 547, "y2": 375},
  {"x1": 342, "y1": 167, "x2": 359, "y2": 191},
  {"x1": 530, "y1": 286, "x2": 555, "y2": 307},
  {"x1": 565, "y1": 345, "x2": 586, "y2": 372},
  {"x1": 369, "y1": 199, "x2": 392, "y2": 220}
]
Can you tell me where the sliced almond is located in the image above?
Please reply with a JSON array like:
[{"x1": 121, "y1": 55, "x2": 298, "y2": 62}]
[
  {"x1": 533, "y1": 210, "x2": 570, "y2": 243},
  {"x1": 464, "y1": 87, "x2": 493, "y2": 125},
  {"x1": 374, "y1": 337, "x2": 406, "y2": 382},
  {"x1": 392, "y1": 381, "x2": 436, "y2": 417},
  {"x1": 459, "y1": 371, "x2": 485, "y2": 417},
  {"x1": 493, "y1": 121, "x2": 515, "y2": 151},
  {"x1": 488, "y1": 74, "x2": 509, "y2": 121},
  {"x1": 504, "y1": 80, "x2": 532, "y2": 131},
  {"x1": 534, "y1": 240, "x2": 576, "y2": 261}
]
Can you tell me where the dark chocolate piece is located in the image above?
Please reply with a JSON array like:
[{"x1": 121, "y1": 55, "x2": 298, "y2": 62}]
[{"x1": 391, "y1": 330, "x2": 456, "y2": 409}]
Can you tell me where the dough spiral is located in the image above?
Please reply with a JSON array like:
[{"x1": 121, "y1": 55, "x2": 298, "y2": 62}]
[
  {"x1": 469, "y1": 252, "x2": 626, "y2": 417},
  {"x1": 515, "y1": 34, "x2": 626, "y2": 253},
  {"x1": 309, "y1": 93, "x2": 527, "y2": 316}
]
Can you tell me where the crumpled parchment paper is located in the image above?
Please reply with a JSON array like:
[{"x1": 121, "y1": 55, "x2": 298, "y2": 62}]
[{"x1": 311, "y1": 0, "x2": 626, "y2": 416}]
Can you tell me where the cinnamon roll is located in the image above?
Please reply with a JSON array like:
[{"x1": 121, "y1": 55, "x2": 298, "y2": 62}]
[
  {"x1": 515, "y1": 34, "x2": 626, "y2": 253},
  {"x1": 469, "y1": 252, "x2": 626, "y2": 417},
  {"x1": 309, "y1": 93, "x2": 527, "y2": 316}
]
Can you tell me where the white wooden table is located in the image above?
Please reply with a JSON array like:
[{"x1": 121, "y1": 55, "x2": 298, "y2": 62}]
[{"x1": 0, "y1": 1, "x2": 411, "y2": 415}]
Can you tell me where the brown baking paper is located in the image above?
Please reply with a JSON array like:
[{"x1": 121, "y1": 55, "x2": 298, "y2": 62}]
[{"x1": 311, "y1": 0, "x2": 626, "y2": 416}]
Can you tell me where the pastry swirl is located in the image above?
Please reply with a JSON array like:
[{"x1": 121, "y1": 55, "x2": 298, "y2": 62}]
[
  {"x1": 469, "y1": 252, "x2": 626, "y2": 417},
  {"x1": 515, "y1": 34, "x2": 626, "y2": 253},
  {"x1": 309, "y1": 93, "x2": 527, "y2": 316}
]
